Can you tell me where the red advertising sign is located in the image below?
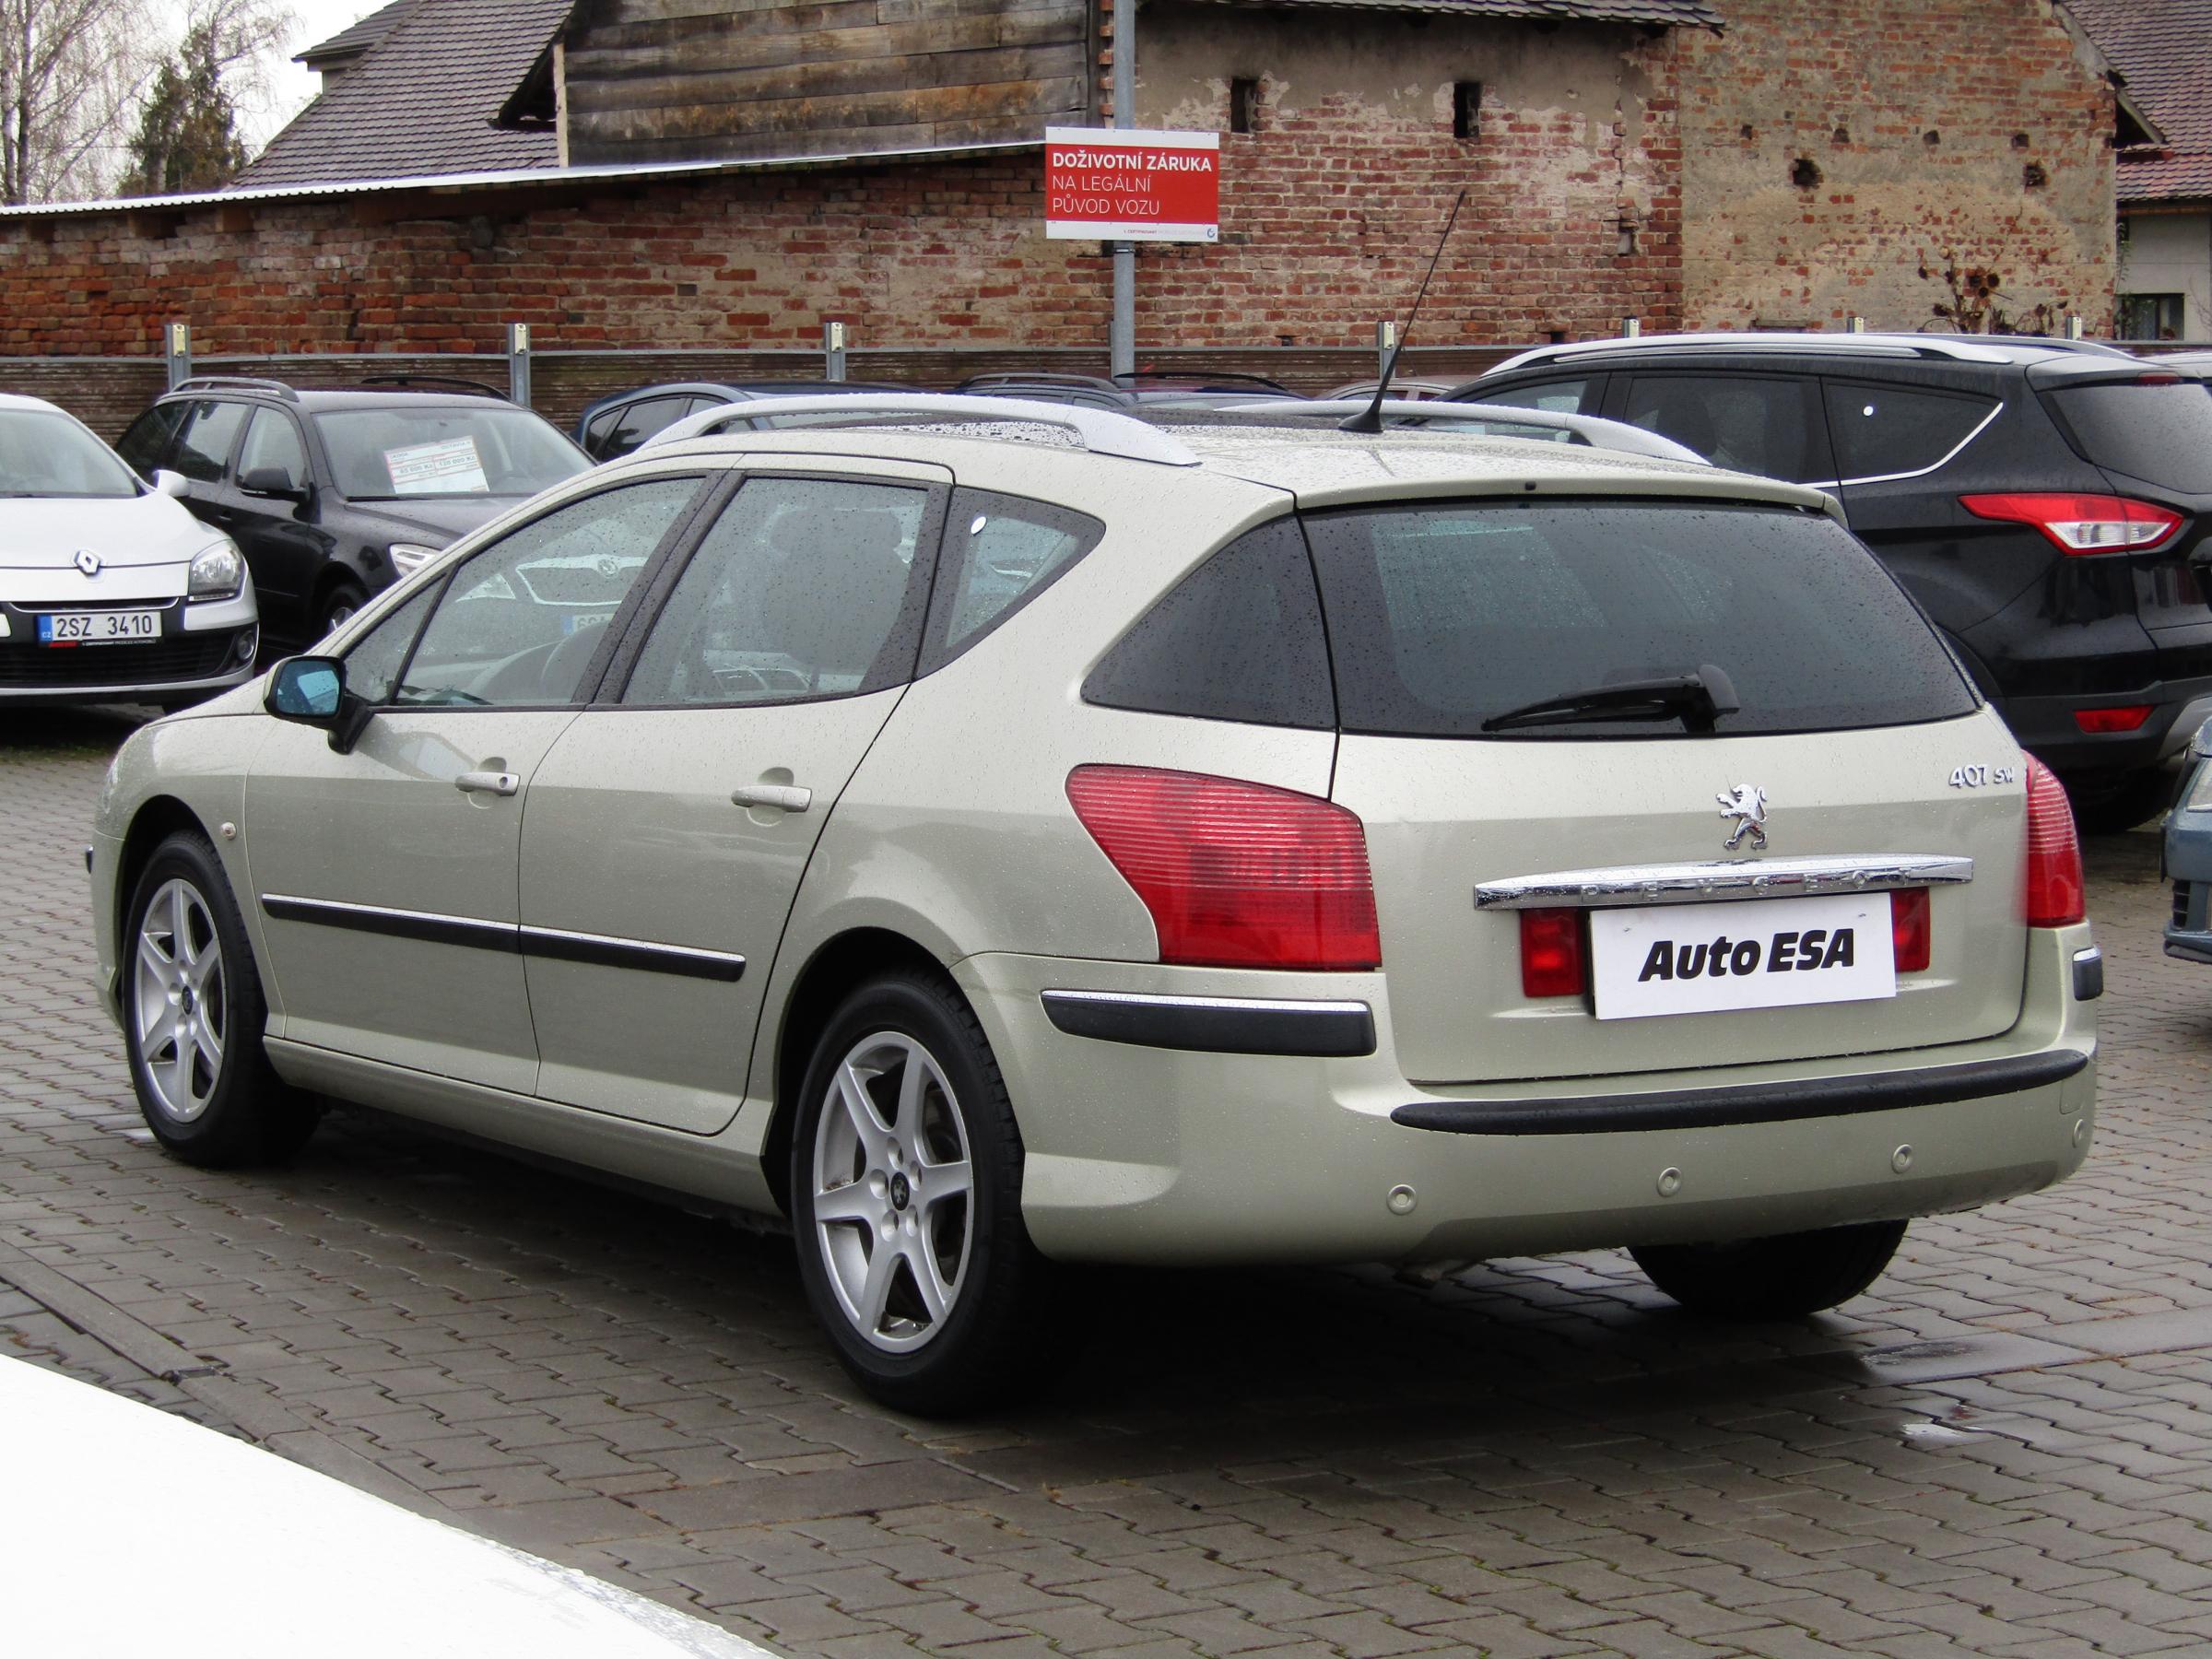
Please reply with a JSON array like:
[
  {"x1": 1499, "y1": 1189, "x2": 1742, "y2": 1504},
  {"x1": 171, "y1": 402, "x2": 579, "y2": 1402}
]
[{"x1": 1044, "y1": 127, "x2": 1220, "y2": 243}]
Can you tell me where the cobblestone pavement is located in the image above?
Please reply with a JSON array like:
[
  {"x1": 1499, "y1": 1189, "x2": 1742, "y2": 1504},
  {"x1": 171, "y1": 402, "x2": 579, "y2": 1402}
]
[{"x1": 7, "y1": 708, "x2": 2212, "y2": 1658}]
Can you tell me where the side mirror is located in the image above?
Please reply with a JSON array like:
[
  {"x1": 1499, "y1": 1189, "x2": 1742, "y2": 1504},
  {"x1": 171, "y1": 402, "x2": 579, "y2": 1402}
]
[
  {"x1": 239, "y1": 465, "x2": 307, "y2": 501},
  {"x1": 153, "y1": 468, "x2": 191, "y2": 499},
  {"x1": 265, "y1": 655, "x2": 372, "y2": 753}
]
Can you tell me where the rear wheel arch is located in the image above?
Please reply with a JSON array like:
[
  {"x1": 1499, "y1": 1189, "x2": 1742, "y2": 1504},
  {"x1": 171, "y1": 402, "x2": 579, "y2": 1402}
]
[{"x1": 765, "y1": 927, "x2": 958, "y2": 1217}]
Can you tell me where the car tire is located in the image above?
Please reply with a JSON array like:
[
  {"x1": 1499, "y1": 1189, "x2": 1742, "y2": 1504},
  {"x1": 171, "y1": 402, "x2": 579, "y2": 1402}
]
[
  {"x1": 789, "y1": 969, "x2": 1058, "y2": 1414},
  {"x1": 2062, "y1": 768, "x2": 2173, "y2": 836},
  {"x1": 1630, "y1": 1218, "x2": 1906, "y2": 1319},
  {"x1": 122, "y1": 830, "x2": 320, "y2": 1168},
  {"x1": 316, "y1": 579, "x2": 369, "y2": 640}
]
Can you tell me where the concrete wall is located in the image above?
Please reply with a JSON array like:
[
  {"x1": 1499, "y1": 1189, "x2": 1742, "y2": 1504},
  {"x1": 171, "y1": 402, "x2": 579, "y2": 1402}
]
[
  {"x1": 2118, "y1": 209, "x2": 2212, "y2": 339},
  {"x1": 1676, "y1": 0, "x2": 2116, "y2": 333}
]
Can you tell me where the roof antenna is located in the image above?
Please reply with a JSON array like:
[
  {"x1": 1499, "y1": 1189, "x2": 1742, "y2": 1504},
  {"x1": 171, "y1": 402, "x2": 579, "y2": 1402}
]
[{"x1": 1341, "y1": 187, "x2": 1466, "y2": 434}]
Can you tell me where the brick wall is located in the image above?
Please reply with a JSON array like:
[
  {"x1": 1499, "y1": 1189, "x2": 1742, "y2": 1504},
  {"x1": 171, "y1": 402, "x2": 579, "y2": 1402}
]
[
  {"x1": 1675, "y1": 0, "x2": 2117, "y2": 332},
  {"x1": 0, "y1": 14, "x2": 1680, "y2": 395}
]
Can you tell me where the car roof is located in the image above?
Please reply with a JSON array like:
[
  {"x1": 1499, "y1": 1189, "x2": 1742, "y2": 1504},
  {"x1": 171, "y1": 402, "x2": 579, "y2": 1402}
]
[
  {"x1": 0, "y1": 391, "x2": 65, "y2": 414},
  {"x1": 636, "y1": 419, "x2": 1834, "y2": 514},
  {"x1": 1481, "y1": 331, "x2": 2136, "y2": 378}
]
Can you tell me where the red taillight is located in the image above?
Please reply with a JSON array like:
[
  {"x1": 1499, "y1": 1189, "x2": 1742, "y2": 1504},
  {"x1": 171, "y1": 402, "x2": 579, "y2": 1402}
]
[
  {"x1": 2025, "y1": 757, "x2": 2087, "y2": 927},
  {"x1": 1065, "y1": 765, "x2": 1381, "y2": 970},
  {"x1": 1890, "y1": 888, "x2": 1931, "y2": 973},
  {"x1": 1959, "y1": 492, "x2": 2182, "y2": 555},
  {"x1": 2075, "y1": 704, "x2": 2153, "y2": 735},
  {"x1": 1519, "y1": 909, "x2": 1586, "y2": 998}
]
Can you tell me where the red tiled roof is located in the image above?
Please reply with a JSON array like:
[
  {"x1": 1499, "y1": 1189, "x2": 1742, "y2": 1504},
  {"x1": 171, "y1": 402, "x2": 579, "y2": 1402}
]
[{"x1": 2071, "y1": 0, "x2": 2212, "y2": 201}]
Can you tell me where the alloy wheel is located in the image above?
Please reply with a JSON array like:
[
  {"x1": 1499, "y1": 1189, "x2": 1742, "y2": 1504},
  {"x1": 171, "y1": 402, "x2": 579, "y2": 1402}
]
[
  {"x1": 132, "y1": 877, "x2": 227, "y2": 1122},
  {"x1": 810, "y1": 1032, "x2": 974, "y2": 1352}
]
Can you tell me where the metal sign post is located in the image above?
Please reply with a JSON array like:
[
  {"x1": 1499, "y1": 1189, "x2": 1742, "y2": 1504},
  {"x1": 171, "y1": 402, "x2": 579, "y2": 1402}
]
[
  {"x1": 163, "y1": 322, "x2": 191, "y2": 390},
  {"x1": 1112, "y1": 7, "x2": 1135, "y2": 380},
  {"x1": 824, "y1": 321, "x2": 848, "y2": 382},
  {"x1": 505, "y1": 323, "x2": 532, "y2": 407}
]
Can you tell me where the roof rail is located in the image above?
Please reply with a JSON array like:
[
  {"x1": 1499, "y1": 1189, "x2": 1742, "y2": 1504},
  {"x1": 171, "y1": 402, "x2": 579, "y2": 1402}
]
[
  {"x1": 640, "y1": 393, "x2": 1202, "y2": 466},
  {"x1": 354, "y1": 374, "x2": 509, "y2": 398},
  {"x1": 1205, "y1": 398, "x2": 1711, "y2": 465},
  {"x1": 170, "y1": 375, "x2": 300, "y2": 400},
  {"x1": 1483, "y1": 331, "x2": 2134, "y2": 378},
  {"x1": 955, "y1": 371, "x2": 1124, "y2": 394}
]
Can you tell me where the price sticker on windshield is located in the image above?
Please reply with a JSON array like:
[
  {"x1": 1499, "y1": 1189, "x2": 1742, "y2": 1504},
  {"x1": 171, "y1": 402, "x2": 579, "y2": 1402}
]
[{"x1": 384, "y1": 437, "x2": 488, "y2": 496}]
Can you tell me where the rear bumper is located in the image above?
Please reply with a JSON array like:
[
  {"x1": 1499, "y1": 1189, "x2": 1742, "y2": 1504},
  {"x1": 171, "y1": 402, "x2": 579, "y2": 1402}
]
[
  {"x1": 2001, "y1": 675, "x2": 2212, "y2": 776},
  {"x1": 960, "y1": 922, "x2": 2097, "y2": 1266}
]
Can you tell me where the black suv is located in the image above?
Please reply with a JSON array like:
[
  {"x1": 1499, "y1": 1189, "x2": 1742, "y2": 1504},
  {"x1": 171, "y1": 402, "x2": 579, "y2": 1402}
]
[
  {"x1": 1453, "y1": 334, "x2": 2212, "y2": 829},
  {"x1": 118, "y1": 377, "x2": 590, "y2": 644}
]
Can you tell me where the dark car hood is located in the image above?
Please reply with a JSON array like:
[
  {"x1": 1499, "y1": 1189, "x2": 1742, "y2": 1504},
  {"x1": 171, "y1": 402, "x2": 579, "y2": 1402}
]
[{"x1": 340, "y1": 496, "x2": 528, "y2": 546}]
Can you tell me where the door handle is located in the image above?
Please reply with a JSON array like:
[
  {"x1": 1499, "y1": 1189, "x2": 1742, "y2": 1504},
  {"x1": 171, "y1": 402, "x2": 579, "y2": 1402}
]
[
  {"x1": 455, "y1": 771, "x2": 519, "y2": 797},
  {"x1": 731, "y1": 782, "x2": 812, "y2": 813}
]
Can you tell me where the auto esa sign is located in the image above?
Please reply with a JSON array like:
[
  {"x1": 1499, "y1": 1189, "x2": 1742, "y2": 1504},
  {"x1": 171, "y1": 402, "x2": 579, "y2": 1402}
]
[{"x1": 1045, "y1": 127, "x2": 1219, "y2": 243}]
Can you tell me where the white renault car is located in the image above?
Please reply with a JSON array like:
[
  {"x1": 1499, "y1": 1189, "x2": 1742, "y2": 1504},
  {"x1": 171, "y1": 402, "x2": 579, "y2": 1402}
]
[
  {"x1": 1, "y1": 393, "x2": 258, "y2": 705},
  {"x1": 88, "y1": 396, "x2": 2098, "y2": 1411}
]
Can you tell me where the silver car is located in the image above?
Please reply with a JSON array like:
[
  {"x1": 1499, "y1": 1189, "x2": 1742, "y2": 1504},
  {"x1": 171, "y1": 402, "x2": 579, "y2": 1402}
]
[
  {"x1": 1, "y1": 394, "x2": 257, "y2": 706},
  {"x1": 88, "y1": 397, "x2": 2099, "y2": 1411}
]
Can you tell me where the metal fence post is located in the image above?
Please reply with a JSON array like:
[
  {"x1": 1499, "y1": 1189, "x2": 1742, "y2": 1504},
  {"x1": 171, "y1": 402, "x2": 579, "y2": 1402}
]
[
  {"x1": 164, "y1": 321, "x2": 192, "y2": 390},
  {"x1": 506, "y1": 323, "x2": 533, "y2": 406},
  {"x1": 1846, "y1": 314, "x2": 1867, "y2": 334},
  {"x1": 1621, "y1": 316, "x2": 1641, "y2": 339},
  {"x1": 2065, "y1": 313, "x2": 2084, "y2": 340},
  {"x1": 824, "y1": 321, "x2": 847, "y2": 382},
  {"x1": 1377, "y1": 320, "x2": 1397, "y2": 380}
]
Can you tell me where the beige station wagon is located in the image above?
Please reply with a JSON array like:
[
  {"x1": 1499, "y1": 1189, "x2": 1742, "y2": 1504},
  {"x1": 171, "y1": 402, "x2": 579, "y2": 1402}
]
[{"x1": 88, "y1": 395, "x2": 2100, "y2": 1410}]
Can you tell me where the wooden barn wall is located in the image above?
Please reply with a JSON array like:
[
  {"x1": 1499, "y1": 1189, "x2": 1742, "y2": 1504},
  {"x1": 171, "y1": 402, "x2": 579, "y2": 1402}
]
[{"x1": 560, "y1": 0, "x2": 1095, "y2": 164}]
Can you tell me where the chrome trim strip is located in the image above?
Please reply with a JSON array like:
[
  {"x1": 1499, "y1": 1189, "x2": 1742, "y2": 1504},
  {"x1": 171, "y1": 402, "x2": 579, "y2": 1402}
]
[
  {"x1": 261, "y1": 895, "x2": 745, "y2": 981},
  {"x1": 519, "y1": 924, "x2": 746, "y2": 982},
  {"x1": 1473, "y1": 854, "x2": 1973, "y2": 911},
  {"x1": 1041, "y1": 989, "x2": 1371, "y2": 1016},
  {"x1": 1805, "y1": 401, "x2": 2005, "y2": 491},
  {"x1": 261, "y1": 892, "x2": 516, "y2": 949}
]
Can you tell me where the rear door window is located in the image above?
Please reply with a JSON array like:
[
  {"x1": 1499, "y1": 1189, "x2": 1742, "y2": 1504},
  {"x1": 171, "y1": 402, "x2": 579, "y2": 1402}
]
[
  {"x1": 116, "y1": 404, "x2": 186, "y2": 476},
  {"x1": 2044, "y1": 380, "x2": 2212, "y2": 492},
  {"x1": 1462, "y1": 377, "x2": 1595, "y2": 414},
  {"x1": 620, "y1": 476, "x2": 936, "y2": 705},
  {"x1": 170, "y1": 400, "x2": 249, "y2": 482},
  {"x1": 1084, "y1": 517, "x2": 1334, "y2": 729},
  {"x1": 1823, "y1": 382, "x2": 1998, "y2": 482},
  {"x1": 605, "y1": 396, "x2": 694, "y2": 461},
  {"x1": 1302, "y1": 499, "x2": 1976, "y2": 739},
  {"x1": 1618, "y1": 375, "x2": 1830, "y2": 483}
]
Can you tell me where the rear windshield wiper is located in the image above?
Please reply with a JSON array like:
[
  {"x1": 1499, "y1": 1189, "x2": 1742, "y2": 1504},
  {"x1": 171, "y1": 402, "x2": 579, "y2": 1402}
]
[{"x1": 1480, "y1": 665, "x2": 1740, "y2": 735}]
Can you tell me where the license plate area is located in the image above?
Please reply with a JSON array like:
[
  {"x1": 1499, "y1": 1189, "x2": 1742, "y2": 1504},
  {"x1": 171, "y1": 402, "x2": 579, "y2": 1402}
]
[
  {"x1": 1590, "y1": 892, "x2": 1896, "y2": 1021},
  {"x1": 38, "y1": 609, "x2": 161, "y2": 645}
]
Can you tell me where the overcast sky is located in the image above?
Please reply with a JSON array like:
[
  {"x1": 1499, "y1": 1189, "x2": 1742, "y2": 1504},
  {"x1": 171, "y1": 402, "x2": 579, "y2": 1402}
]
[{"x1": 242, "y1": 0, "x2": 378, "y2": 148}]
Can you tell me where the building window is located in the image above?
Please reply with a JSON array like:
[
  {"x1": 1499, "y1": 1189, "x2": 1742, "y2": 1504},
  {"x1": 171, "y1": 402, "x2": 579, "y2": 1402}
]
[
  {"x1": 1230, "y1": 77, "x2": 1260, "y2": 135},
  {"x1": 2118, "y1": 293, "x2": 2186, "y2": 342},
  {"x1": 1453, "y1": 82, "x2": 1481, "y2": 142}
]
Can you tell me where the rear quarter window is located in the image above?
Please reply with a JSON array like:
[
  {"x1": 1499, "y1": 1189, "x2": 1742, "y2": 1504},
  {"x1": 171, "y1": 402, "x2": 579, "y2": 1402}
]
[
  {"x1": 1302, "y1": 499, "x2": 1977, "y2": 739},
  {"x1": 1083, "y1": 517, "x2": 1334, "y2": 729},
  {"x1": 2044, "y1": 380, "x2": 2212, "y2": 492},
  {"x1": 1823, "y1": 382, "x2": 1997, "y2": 481}
]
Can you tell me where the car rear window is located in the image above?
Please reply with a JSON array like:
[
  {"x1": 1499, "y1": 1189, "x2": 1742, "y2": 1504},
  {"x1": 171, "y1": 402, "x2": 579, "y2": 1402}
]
[
  {"x1": 1301, "y1": 499, "x2": 1977, "y2": 739},
  {"x1": 2044, "y1": 380, "x2": 2212, "y2": 493}
]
